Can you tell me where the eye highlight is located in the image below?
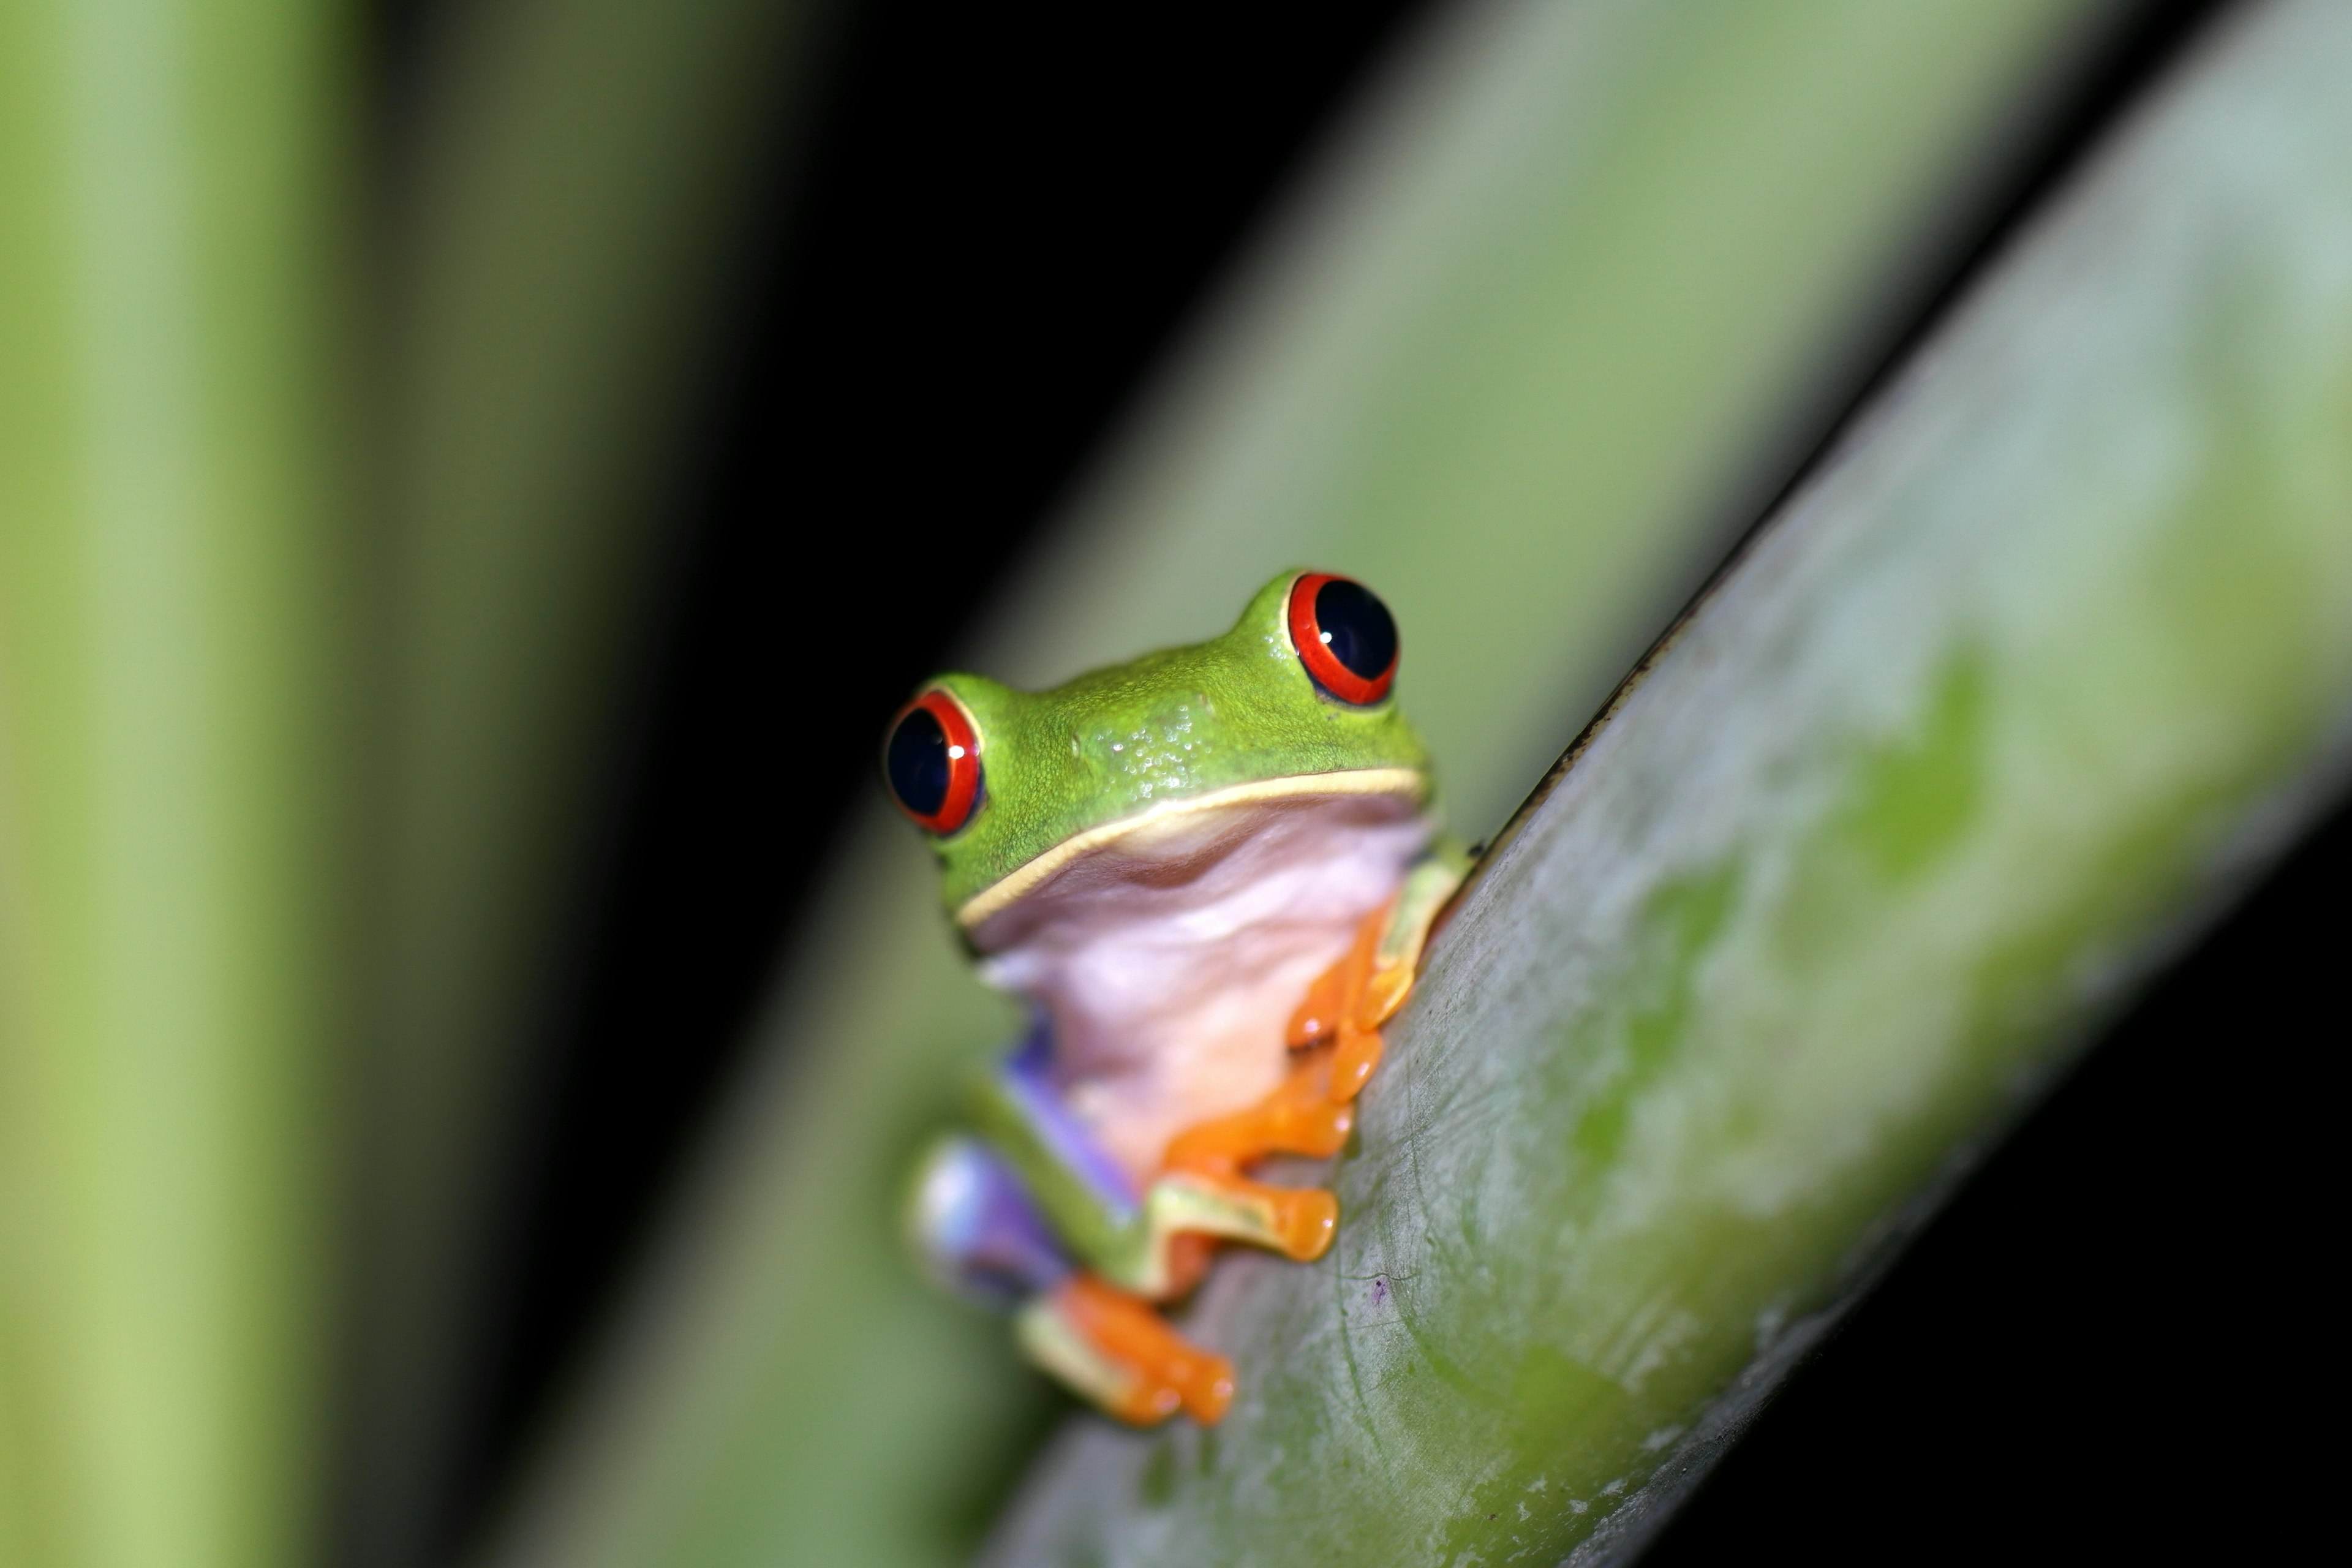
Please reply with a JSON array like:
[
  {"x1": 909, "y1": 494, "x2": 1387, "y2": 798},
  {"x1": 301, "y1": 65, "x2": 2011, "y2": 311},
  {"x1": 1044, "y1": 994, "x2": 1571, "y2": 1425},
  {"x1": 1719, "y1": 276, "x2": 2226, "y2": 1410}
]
[
  {"x1": 1287, "y1": 571, "x2": 1399, "y2": 704},
  {"x1": 884, "y1": 688, "x2": 982, "y2": 834}
]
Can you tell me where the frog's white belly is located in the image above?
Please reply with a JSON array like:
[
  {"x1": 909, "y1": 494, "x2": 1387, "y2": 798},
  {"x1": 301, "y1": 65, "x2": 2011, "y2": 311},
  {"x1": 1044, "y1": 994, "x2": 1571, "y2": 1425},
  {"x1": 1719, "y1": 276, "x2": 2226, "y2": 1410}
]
[{"x1": 975, "y1": 792, "x2": 1428, "y2": 1183}]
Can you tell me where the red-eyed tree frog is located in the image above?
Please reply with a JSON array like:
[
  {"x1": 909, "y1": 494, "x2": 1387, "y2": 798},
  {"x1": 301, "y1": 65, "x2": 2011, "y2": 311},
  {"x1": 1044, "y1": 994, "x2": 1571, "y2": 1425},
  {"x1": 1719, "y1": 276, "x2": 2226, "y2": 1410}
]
[{"x1": 889, "y1": 570, "x2": 1466, "y2": 1425}]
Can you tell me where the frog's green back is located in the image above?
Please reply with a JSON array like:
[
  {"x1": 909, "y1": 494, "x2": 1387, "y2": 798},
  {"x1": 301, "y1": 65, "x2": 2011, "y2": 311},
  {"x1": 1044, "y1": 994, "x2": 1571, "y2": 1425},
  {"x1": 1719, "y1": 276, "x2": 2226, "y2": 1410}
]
[{"x1": 911, "y1": 571, "x2": 1435, "y2": 918}]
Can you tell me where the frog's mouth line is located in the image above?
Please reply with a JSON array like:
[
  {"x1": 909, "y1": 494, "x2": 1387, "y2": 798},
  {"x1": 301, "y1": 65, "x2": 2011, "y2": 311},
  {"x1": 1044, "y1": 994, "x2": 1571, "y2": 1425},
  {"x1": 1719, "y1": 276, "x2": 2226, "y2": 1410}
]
[{"x1": 954, "y1": 767, "x2": 1428, "y2": 932}]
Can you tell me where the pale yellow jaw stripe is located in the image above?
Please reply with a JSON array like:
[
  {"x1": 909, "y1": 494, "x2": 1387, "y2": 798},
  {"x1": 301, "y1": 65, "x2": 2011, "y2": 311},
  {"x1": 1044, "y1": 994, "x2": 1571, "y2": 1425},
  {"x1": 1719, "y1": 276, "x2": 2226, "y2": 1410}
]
[{"x1": 955, "y1": 767, "x2": 1429, "y2": 931}]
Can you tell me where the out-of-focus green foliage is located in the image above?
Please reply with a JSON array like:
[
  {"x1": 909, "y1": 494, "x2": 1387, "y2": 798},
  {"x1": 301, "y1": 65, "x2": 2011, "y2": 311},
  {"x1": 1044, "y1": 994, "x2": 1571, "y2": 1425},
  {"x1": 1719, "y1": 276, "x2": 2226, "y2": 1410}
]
[
  {"x1": 986, "y1": 6, "x2": 2352, "y2": 1561},
  {"x1": 482, "y1": 4, "x2": 2120, "y2": 1566},
  {"x1": 0, "y1": 2, "x2": 345, "y2": 1566},
  {"x1": 350, "y1": 1, "x2": 832, "y2": 1561}
]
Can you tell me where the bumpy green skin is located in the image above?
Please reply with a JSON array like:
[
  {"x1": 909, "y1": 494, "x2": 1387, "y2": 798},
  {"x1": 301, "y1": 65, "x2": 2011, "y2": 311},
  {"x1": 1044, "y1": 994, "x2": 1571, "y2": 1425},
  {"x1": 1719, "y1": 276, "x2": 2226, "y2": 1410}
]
[{"x1": 919, "y1": 572, "x2": 1433, "y2": 914}]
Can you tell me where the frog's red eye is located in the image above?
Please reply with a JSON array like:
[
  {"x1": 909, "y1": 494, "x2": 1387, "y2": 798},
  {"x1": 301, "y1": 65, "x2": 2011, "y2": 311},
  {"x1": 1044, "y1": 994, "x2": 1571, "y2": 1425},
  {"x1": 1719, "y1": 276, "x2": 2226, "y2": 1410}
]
[
  {"x1": 1288, "y1": 572, "x2": 1398, "y2": 704},
  {"x1": 884, "y1": 688, "x2": 982, "y2": 834}
]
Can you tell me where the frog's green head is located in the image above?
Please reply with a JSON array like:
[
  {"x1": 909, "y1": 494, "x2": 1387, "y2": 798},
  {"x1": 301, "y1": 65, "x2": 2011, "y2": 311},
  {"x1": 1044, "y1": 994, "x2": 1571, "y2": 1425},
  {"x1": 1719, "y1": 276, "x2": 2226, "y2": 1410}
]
[{"x1": 883, "y1": 570, "x2": 1435, "y2": 930}]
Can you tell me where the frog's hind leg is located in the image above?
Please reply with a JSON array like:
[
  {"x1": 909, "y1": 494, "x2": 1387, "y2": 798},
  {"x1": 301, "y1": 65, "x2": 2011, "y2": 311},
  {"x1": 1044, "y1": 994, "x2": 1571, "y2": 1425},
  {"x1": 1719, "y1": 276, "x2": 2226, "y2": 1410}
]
[
  {"x1": 1018, "y1": 1276, "x2": 1235, "y2": 1425},
  {"x1": 959, "y1": 1025, "x2": 1261, "y2": 1295},
  {"x1": 906, "y1": 1134, "x2": 1071, "y2": 1305},
  {"x1": 908, "y1": 1135, "x2": 1233, "y2": 1425}
]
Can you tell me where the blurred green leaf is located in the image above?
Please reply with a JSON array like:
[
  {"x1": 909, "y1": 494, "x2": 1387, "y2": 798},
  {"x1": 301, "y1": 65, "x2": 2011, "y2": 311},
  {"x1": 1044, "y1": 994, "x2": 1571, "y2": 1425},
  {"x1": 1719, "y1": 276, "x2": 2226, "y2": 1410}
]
[
  {"x1": 350, "y1": 0, "x2": 835, "y2": 1559},
  {"x1": 0, "y1": 1, "x2": 347, "y2": 1565},
  {"x1": 984, "y1": 4, "x2": 2352, "y2": 1560},
  {"x1": 481, "y1": 2, "x2": 2122, "y2": 1565}
]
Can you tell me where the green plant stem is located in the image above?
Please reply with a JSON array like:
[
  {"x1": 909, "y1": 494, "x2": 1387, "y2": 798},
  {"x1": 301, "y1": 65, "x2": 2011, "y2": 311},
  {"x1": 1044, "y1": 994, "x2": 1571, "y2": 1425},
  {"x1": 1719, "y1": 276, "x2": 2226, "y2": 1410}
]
[
  {"x1": 351, "y1": 1, "x2": 834, "y2": 1561},
  {"x1": 984, "y1": 4, "x2": 2352, "y2": 1561},
  {"x1": 0, "y1": 1, "x2": 347, "y2": 1566}
]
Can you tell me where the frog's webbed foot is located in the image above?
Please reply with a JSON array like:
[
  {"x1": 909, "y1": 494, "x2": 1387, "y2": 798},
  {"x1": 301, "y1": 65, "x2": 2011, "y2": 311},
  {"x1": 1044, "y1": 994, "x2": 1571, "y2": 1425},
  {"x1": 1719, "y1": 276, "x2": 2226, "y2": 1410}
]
[
  {"x1": 1140, "y1": 1052, "x2": 1348, "y2": 1279},
  {"x1": 1018, "y1": 1274, "x2": 1234, "y2": 1425},
  {"x1": 1135, "y1": 851, "x2": 1467, "y2": 1281},
  {"x1": 1148, "y1": 899, "x2": 1392, "y2": 1198},
  {"x1": 1156, "y1": 851, "x2": 1465, "y2": 1176}
]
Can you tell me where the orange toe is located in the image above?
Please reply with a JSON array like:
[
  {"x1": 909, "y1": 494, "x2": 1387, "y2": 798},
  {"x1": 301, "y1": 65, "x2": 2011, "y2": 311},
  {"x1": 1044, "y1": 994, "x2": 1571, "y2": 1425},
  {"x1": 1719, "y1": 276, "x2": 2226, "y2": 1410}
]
[
  {"x1": 1112, "y1": 1380, "x2": 1184, "y2": 1425},
  {"x1": 1272, "y1": 1187, "x2": 1338, "y2": 1261},
  {"x1": 1060, "y1": 1275, "x2": 1237, "y2": 1427},
  {"x1": 1330, "y1": 1028, "x2": 1384, "y2": 1104},
  {"x1": 1170, "y1": 1346, "x2": 1236, "y2": 1423},
  {"x1": 1275, "y1": 1097, "x2": 1352, "y2": 1159}
]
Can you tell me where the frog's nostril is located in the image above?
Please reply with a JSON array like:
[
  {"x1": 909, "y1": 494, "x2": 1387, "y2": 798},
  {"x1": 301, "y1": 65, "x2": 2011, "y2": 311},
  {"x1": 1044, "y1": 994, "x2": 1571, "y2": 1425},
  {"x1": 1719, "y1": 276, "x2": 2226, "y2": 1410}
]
[
  {"x1": 1288, "y1": 571, "x2": 1400, "y2": 705},
  {"x1": 886, "y1": 688, "x2": 982, "y2": 832}
]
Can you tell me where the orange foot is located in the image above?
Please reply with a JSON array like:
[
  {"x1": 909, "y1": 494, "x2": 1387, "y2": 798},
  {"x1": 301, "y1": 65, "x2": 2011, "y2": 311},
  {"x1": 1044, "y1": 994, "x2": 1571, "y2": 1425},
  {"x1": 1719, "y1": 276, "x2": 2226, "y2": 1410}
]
[
  {"x1": 1141, "y1": 894, "x2": 1419, "y2": 1275},
  {"x1": 1289, "y1": 895, "x2": 1406, "y2": 1102},
  {"x1": 1050, "y1": 1274, "x2": 1234, "y2": 1425},
  {"x1": 1159, "y1": 858, "x2": 1460, "y2": 1202},
  {"x1": 1162, "y1": 1048, "x2": 1354, "y2": 1175},
  {"x1": 1159, "y1": 893, "x2": 1409, "y2": 1183}
]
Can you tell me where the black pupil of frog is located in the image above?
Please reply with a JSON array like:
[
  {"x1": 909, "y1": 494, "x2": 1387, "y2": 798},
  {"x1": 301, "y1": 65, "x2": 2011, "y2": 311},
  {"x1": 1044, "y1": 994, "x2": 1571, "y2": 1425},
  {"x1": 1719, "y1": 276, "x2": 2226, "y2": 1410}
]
[
  {"x1": 886, "y1": 705, "x2": 951, "y2": 817},
  {"x1": 1314, "y1": 578, "x2": 1398, "y2": 680}
]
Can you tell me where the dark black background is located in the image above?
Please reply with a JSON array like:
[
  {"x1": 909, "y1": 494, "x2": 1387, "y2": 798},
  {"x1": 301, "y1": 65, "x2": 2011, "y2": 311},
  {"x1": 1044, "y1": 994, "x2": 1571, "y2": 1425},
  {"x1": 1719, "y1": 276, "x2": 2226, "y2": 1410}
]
[{"x1": 368, "y1": 1, "x2": 2326, "y2": 1561}]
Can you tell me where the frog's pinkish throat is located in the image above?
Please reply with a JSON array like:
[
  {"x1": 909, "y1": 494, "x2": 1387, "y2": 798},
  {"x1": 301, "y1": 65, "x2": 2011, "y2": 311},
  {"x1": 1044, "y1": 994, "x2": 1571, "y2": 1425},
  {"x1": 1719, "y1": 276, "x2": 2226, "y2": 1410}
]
[{"x1": 971, "y1": 788, "x2": 1430, "y2": 1184}]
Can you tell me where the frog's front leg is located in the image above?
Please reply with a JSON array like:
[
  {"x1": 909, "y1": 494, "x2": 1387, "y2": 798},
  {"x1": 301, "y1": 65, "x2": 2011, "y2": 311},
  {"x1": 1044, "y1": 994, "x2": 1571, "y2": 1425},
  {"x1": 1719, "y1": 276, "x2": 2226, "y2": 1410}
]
[
  {"x1": 934, "y1": 1027, "x2": 1333, "y2": 1423},
  {"x1": 962, "y1": 1025, "x2": 1334, "y2": 1293},
  {"x1": 908, "y1": 1134, "x2": 1232, "y2": 1423},
  {"x1": 1158, "y1": 845, "x2": 1469, "y2": 1181}
]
